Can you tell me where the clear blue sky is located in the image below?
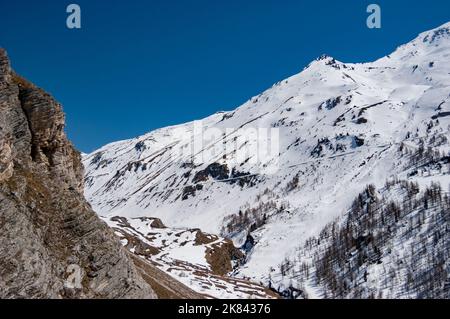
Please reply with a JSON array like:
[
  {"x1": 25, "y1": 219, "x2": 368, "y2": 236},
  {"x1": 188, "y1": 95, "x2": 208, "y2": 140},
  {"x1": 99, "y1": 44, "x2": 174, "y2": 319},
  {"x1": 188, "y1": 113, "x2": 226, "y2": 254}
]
[{"x1": 1, "y1": 0, "x2": 449, "y2": 152}]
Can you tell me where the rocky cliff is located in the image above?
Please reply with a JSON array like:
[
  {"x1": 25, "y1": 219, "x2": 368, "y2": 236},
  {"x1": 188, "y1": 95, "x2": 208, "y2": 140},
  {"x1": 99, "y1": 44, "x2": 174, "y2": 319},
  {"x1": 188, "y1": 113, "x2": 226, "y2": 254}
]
[
  {"x1": 0, "y1": 49, "x2": 157, "y2": 299},
  {"x1": 82, "y1": 22, "x2": 450, "y2": 297}
]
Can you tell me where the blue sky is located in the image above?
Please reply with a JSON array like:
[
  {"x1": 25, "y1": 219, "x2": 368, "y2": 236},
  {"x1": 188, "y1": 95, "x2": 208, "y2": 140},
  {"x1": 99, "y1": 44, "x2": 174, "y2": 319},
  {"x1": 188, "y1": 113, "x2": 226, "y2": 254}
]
[{"x1": 1, "y1": 0, "x2": 449, "y2": 152}]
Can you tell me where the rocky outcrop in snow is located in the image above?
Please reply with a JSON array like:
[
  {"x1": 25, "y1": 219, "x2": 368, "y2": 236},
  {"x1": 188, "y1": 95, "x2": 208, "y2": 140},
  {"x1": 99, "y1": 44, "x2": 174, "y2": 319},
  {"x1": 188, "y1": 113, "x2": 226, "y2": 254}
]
[{"x1": 106, "y1": 216, "x2": 278, "y2": 299}]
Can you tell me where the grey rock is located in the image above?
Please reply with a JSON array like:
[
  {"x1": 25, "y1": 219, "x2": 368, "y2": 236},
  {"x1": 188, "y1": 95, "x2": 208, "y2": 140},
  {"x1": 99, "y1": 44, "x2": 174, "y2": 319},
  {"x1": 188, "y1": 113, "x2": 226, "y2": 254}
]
[{"x1": 0, "y1": 48, "x2": 156, "y2": 299}]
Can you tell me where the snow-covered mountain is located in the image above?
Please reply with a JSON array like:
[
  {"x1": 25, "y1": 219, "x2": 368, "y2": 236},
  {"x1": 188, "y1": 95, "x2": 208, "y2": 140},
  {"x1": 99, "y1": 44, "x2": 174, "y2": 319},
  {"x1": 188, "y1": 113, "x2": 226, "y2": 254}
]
[
  {"x1": 106, "y1": 216, "x2": 278, "y2": 299},
  {"x1": 83, "y1": 22, "x2": 450, "y2": 298}
]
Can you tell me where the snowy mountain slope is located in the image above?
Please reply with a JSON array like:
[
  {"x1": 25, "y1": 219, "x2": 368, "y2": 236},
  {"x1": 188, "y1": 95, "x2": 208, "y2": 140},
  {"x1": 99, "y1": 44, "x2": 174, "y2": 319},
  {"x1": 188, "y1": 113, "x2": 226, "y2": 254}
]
[
  {"x1": 84, "y1": 22, "x2": 450, "y2": 297},
  {"x1": 105, "y1": 216, "x2": 278, "y2": 299},
  {"x1": 280, "y1": 179, "x2": 450, "y2": 299}
]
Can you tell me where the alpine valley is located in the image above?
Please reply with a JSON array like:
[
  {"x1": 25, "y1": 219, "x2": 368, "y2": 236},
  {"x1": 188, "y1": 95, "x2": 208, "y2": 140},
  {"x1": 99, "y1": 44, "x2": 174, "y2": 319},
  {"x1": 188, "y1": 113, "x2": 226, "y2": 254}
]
[{"x1": 81, "y1": 21, "x2": 450, "y2": 299}]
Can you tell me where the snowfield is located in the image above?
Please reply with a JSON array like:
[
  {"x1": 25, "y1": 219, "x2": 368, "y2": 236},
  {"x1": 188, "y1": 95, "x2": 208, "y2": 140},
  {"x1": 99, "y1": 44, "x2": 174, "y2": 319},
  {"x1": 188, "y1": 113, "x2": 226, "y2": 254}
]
[{"x1": 84, "y1": 22, "x2": 450, "y2": 298}]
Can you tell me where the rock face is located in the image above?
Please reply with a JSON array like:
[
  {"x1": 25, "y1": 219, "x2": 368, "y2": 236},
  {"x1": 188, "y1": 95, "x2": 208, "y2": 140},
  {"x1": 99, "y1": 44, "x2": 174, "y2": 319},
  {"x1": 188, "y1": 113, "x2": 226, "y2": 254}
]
[{"x1": 0, "y1": 49, "x2": 156, "y2": 299}]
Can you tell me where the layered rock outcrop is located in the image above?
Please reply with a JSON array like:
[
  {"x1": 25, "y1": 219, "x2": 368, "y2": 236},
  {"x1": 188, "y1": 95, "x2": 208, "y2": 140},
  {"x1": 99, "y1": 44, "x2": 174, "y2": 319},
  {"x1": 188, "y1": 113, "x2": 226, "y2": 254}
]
[{"x1": 0, "y1": 49, "x2": 156, "y2": 299}]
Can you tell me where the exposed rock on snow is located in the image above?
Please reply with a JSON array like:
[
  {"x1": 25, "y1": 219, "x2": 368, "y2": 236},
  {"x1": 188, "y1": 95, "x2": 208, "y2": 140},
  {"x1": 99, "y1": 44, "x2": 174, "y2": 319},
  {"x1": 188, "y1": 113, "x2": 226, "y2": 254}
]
[{"x1": 107, "y1": 216, "x2": 278, "y2": 299}]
